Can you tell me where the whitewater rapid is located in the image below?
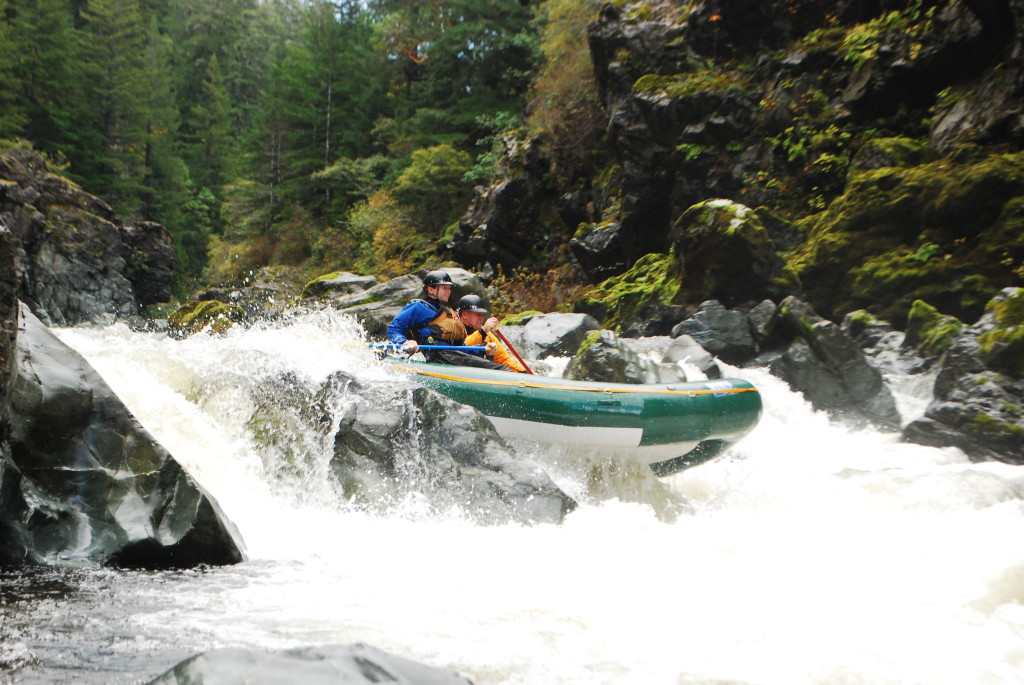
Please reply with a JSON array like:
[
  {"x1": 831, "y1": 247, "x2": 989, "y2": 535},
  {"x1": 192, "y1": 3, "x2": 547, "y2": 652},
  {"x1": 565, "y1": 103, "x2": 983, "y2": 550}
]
[{"x1": 27, "y1": 309, "x2": 1024, "y2": 684}]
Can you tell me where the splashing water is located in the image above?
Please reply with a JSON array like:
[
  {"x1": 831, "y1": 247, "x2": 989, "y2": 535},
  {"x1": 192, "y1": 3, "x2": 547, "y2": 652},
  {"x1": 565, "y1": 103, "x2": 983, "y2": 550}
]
[{"x1": 3, "y1": 309, "x2": 1024, "y2": 685}]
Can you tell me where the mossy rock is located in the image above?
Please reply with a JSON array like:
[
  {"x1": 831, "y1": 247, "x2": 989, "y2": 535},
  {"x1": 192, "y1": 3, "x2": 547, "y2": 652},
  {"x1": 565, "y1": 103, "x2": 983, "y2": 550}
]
[
  {"x1": 671, "y1": 200, "x2": 793, "y2": 307},
  {"x1": 849, "y1": 137, "x2": 937, "y2": 171},
  {"x1": 967, "y1": 413, "x2": 1024, "y2": 441},
  {"x1": 789, "y1": 151, "x2": 1024, "y2": 322},
  {"x1": 301, "y1": 271, "x2": 343, "y2": 298},
  {"x1": 500, "y1": 310, "x2": 543, "y2": 326},
  {"x1": 574, "y1": 253, "x2": 680, "y2": 329},
  {"x1": 903, "y1": 300, "x2": 965, "y2": 360},
  {"x1": 168, "y1": 300, "x2": 246, "y2": 336},
  {"x1": 978, "y1": 288, "x2": 1024, "y2": 377}
]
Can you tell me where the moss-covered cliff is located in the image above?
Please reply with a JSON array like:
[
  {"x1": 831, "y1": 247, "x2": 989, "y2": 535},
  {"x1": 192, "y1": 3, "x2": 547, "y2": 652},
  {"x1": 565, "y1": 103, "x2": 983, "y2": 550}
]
[{"x1": 450, "y1": 0, "x2": 1024, "y2": 330}]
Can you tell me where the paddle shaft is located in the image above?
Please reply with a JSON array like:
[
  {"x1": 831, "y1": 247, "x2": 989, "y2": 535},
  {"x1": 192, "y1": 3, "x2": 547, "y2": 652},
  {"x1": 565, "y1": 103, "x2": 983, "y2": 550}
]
[
  {"x1": 372, "y1": 343, "x2": 486, "y2": 351},
  {"x1": 494, "y1": 328, "x2": 534, "y2": 375}
]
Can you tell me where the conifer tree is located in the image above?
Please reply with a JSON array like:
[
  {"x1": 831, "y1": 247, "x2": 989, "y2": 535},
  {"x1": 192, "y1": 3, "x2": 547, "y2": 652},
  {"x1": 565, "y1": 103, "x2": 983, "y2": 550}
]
[
  {"x1": 76, "y1": 0, "x2": 151, "y2": 211},
  {"x1": 0, "y1": 0, "x2": 26, "y2": 140},
  {"x1": 5, "y1": 0, "x2": 81, "y2": 155},
  {"x1": 255, "y1": 0, "x2": 387, "y2": 216}
]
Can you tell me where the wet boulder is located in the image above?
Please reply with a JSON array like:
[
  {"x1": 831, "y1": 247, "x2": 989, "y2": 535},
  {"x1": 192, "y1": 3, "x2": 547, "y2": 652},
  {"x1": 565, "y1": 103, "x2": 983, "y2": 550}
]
[
  {"x1": 301, "y1": 271, "x2": 378, "y2": 299},
  {"x1": 565, "y1": 330, "x2": 687, "y2": 384},
  {"x1": 765, "y1": 297, "x2": 901, "y2": 430},
  {"x1": 904, "y1": 288, "x2": 1024, "y2": 463},
  {"x1": 572, "y1": 253, "x2": 688, "y2": 335},
  {"x1": 660, "y1": 335, "x2": 721, "y2": 380},
  {"x1": 520, "y1": 313, "x2": 601, "y2": 359},
  {"x1": 671, "y1": 300, "x2": 758, "y2": 365},
  {"x1": 147, "y1": 643, "x2": 472, "y2": 685},
  {"x1": 168, "y1": 300, "x2": 246, "y2": 338},
  {"x1": 0, "y1": 305, "x2": 245, "y2": 567},
  {"x1": 326, "y1": 372, "x2": 575, "y2": 525},
  {"x1": 901, "y1": 299, "x2": 967, "y2": 365}
]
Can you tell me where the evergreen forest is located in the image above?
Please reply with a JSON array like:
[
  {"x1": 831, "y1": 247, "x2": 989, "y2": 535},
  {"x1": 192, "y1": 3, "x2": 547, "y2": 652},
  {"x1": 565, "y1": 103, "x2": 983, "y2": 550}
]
[{"x1": 0, "y1": 0, "x2": 570, "y2": 292}]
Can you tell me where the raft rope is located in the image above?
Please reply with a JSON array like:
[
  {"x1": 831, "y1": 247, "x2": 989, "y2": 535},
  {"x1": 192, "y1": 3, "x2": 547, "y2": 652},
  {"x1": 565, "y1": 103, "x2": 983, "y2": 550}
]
[{"x1": 389, "y1": 363, "x2": 760, "y2": 398}]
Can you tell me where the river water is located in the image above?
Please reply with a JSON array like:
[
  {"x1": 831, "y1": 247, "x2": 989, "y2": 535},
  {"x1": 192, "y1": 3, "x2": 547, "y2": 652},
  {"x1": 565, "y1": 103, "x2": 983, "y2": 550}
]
[{"x1": 3, "y1": 309, "x2": 1024, "y2": 684}]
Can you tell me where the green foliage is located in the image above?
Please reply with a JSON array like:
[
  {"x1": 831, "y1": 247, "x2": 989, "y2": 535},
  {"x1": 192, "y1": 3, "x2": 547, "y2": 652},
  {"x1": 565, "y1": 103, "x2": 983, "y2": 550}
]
[
  {"x1": 488, "y1": 264, "x2": 588, "y2": 316},
  {"x1": 465, "y1": 111, "x2": 523, "y2": 184},
  {"x1": 348, "y1": 190, "x2": 420, "y2": 277},
  {"x1": 790, "y1": 150, "x2": 1024, "y2": 322},
  {"x1": 0, "y1": 0, "x2": 26, "y2": 138},
  {"x1": 177, "y1": 186, "x2": 220, "y2": 278},
  {"x1": 391, "y1": 144, "x2": 472, "y2": 235},
  {"x1": 841, "y1": 4, "x2": 936, "y2": 69},
  {"x1": 908, "y1": 241, "x2": 941, "y2": 264},
  {"x1": 527, "y1": 0, "x2": 603, "y2": 180},
  {"x1": 75, "y1": 0, "x2": 152, "y2": 211},
  {"x1": 4, "y1": 0, "x2": 96, "y2": 189}
]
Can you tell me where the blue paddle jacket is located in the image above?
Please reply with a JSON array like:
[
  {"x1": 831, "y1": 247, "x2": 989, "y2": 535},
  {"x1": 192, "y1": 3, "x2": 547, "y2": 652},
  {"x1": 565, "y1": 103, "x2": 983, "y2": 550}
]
[{"x1": 387, "y1": 298, "x2": 465, "y2": 347}]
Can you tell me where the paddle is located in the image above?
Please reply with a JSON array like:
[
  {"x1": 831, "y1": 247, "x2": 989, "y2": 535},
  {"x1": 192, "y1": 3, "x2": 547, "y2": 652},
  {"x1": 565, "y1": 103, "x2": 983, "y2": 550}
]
[
  {"x1": 371, "y1": 343, "x2": 486, "y2": 352},
  {"x1": 494, "y1": 328, "x2": 534, "y2": 375}
]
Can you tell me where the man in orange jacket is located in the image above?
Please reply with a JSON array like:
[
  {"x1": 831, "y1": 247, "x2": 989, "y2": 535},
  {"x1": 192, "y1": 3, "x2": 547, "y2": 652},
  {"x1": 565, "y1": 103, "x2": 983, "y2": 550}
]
[{"x1": 455, "y1": 295, "x2": 527, "y2": 373}]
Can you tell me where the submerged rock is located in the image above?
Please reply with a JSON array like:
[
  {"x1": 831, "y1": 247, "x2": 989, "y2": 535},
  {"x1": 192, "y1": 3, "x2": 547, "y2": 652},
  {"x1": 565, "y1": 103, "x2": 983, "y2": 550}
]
[
  {"x1": 326, "y1": 371, "x2": 575, "y2": 525},
  {"x1": 146, "y1": 643, "x2": 473, "y2": 685},
  {"x1": 0, "y1": 304, "x2": 245, "y2": 567}
]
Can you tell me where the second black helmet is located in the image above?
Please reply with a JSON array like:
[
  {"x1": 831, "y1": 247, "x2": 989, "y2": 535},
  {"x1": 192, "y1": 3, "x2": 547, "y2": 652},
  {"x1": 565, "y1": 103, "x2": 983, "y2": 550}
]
[{"x1": 456, "y1": 294, "x2": 488, "y2": 314}]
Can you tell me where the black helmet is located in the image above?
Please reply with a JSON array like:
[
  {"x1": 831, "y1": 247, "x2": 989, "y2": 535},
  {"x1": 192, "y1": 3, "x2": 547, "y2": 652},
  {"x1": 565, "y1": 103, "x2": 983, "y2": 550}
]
[
  {"x1": 422, "y1": 270, "x2": 454, "y2": 289},
  {"x1": 456, "y1": 294, "x2": 488, "y2": 314}
]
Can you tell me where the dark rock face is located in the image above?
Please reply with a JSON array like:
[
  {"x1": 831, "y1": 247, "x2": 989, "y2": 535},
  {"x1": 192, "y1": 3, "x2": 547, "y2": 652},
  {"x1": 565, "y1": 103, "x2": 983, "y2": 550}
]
[
  {"x1": 447, "y1": 137, "x2": 556, "y2": 271},
  {"x1": 0, "y1": 149, "x2": 175, "y2": 326},
  {"x1": 146, "y1": 643, "x2": 473, "y2": 685},
  {"x1": 569, "y1": 223, "x2": 632, "y2": 282},
  {"x1": 123, "y1": 221, "x2": 177, "y2": 306},
  {"x1": 327, "y1": 372, "x2": 575, "y2": 525},
  {"x1": 442, "y1": 0, "x2": 1024, "y2": 345},
  {"x1": 0, "y1": 305, "x2": 245, "y2": 567},
  {"x1": 449, "y1": 178, "x2": 540, "y2": 267}
]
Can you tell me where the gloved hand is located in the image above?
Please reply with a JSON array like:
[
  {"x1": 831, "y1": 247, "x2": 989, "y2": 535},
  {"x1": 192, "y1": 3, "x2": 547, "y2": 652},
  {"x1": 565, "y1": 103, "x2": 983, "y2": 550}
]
[
  {"x1": 401, "y1": 340, "x2": 419, "y2": 353},
  {"x1": 485, "y1": 341, "x2": 497, "y2": 356},
  {"x1": 482, "y1": 316, "x2": 499, "y2": 334}
]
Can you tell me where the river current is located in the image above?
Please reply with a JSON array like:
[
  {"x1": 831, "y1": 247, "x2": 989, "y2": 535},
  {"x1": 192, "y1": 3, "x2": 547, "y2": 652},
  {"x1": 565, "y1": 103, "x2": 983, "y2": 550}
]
[{"x1": 3, "y1": 308, "x2": 1024, "y2": 684}]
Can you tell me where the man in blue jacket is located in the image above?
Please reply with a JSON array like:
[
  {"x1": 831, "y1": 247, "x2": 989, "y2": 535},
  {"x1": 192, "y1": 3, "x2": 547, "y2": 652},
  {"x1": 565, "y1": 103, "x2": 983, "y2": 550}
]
[{"x1": 387, "y1": 270, "x2": 506, "y2": 370}]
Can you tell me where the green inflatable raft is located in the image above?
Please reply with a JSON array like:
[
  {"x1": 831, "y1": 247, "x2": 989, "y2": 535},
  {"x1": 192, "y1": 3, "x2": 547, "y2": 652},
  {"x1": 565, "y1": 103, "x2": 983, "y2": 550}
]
[{"x1": 386, "y1": 359, "x2": 763, "y2": 476}]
